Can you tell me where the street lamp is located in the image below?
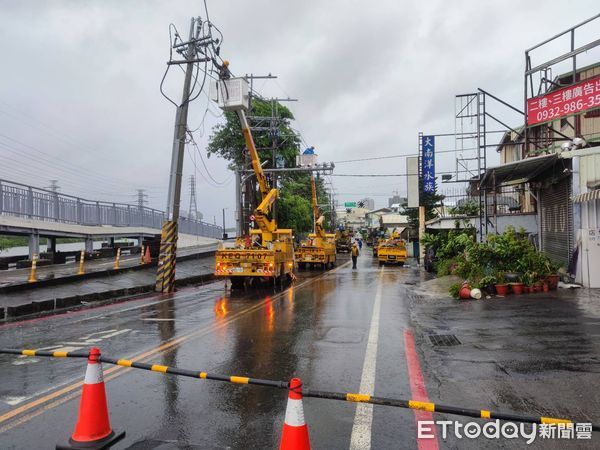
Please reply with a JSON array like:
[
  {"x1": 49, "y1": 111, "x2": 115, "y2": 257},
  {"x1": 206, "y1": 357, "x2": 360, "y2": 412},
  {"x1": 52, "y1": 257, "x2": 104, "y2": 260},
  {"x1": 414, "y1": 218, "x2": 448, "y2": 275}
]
[{"x1": 222, "y1": 207, "x2": 228, "y2": 240}]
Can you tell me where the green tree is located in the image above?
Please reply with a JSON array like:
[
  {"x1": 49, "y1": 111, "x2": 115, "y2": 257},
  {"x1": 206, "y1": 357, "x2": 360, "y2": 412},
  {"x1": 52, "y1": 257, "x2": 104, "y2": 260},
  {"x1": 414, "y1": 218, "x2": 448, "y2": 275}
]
[
  {"x1": 206, "y1": 99, "x2": 331, "y2": 234},
  {"x1": 207, "y1": 99, "x2": 300, "y2": 169},
  {"x1": 277, "y1": 172, "x2": 332, "y2": 233}
]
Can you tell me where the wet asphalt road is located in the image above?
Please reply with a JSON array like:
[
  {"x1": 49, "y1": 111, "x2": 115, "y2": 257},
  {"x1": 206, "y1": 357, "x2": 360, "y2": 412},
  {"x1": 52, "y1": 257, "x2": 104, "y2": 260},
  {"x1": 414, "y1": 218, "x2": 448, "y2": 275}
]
[{"x1": 0, "y1": 253, "x2": 598, "y2": 449}]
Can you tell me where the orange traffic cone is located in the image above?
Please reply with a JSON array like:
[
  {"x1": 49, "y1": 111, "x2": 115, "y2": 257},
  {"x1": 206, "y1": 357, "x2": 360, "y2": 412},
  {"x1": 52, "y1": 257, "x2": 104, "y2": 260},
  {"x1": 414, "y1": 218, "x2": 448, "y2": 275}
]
[
  {"x1": 279, "y1": 378, "x2": 311, "y2": 450},
  {"x1": 57, "y1": 347, "x2": 125, "y2": 450},
  {"x1": 143, "y1": 245, "x2": 152, "y2": 264}
]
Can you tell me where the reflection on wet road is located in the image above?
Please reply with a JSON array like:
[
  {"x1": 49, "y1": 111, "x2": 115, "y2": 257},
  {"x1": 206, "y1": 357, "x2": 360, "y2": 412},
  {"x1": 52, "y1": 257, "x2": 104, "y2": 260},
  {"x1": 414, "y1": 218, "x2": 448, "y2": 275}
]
[{"x1": 0, "y1": 254, "x2": 599, "y2": 449}]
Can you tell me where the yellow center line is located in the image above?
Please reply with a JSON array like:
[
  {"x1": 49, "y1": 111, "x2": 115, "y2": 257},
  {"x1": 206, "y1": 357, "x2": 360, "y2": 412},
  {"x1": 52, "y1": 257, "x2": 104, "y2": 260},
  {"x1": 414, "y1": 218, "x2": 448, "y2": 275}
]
[{"x1": 0, "y1": 261, "x2": 350, "y2": 431}]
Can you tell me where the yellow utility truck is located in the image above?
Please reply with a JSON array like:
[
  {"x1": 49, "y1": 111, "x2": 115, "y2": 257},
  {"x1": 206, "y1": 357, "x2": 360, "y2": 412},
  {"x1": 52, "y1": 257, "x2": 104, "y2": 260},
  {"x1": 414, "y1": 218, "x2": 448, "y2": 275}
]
[
  {"x1": 377, "y1": 232, "x2": 407, "y2": 266},
  {"x1": 295, "y1": 175, "x2": 336, "y2": 269},
  {"x1": 213, "y1": 77, "x2": 295, "y2": 288}
]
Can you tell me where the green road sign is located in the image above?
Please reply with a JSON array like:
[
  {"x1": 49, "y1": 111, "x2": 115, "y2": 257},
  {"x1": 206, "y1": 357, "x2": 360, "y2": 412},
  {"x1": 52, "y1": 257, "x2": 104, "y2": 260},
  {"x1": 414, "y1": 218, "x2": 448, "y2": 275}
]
[{"x1": 344, "y1": 202, "x2": 357, "y2": 208}]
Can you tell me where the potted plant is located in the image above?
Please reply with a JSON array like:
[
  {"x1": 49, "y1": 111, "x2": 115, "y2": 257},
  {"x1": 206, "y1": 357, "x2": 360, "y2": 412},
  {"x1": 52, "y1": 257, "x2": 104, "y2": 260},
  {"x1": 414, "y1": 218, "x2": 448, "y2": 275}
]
[
  {"x1": 449, "y1": 283, "x2": 461, "y2": 299},
  {"x1": 510, "y1": 277, "x2": 525, "y2": 295},
  {"x1": 494, "y1": 272, "x2": 509, "y2": 296},
  {"x1": 479, "y1": 275, "x2": 497, "y2": 296},
  {"x1": 543, "y1": 260, "x2": 560, "y2": 290},
  {"x1": 522, "y1": 271, "x2": 534, "y2": 294},
  {"x1": 533, "y1": 277, "x2": 543, "y2": 293}
]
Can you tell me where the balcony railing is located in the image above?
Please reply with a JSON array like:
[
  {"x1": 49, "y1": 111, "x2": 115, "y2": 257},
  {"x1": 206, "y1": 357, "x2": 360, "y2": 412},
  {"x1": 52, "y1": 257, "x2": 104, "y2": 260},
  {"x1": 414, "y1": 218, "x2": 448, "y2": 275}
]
[{"x1": 438, "y1": 185, "x2": 536, "y2": 218}]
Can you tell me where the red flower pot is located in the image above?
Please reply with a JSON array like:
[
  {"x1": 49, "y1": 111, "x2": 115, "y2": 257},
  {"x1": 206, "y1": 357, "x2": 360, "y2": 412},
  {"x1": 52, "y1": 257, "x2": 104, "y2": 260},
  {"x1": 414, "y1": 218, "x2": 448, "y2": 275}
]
[
  {"x1": 511, "y1": 283, "x2": 524, "y2": 295},
  {"x1": 495, "y1": 284, "x2": 509, "y2": 296},
  {"x1": 542, "y1": 282, "x2": 549, "y2": 293},
  {"x1": 546, "y1": 275, "x2": 559, "y2": 290},
  {"x1": 533, "y1": 282, "x2": 542, "y2": 293},
  {"x1": 523, "y1": 286, "x2": 530, "y2": 294},
  {"x1": 459, "y1": 282, "x2": 472, "y2": 299}
]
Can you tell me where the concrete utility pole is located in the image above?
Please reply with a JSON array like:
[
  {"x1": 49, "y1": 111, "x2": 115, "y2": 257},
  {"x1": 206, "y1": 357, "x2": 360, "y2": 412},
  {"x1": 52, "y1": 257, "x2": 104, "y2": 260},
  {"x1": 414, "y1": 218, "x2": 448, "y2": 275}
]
[{"x1": 156, "y1": 17, "x2": 211, "y2": 293}]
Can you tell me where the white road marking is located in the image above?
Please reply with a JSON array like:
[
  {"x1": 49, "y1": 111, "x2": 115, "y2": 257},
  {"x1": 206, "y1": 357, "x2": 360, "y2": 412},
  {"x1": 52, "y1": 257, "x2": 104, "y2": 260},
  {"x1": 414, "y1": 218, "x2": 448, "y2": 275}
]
[
  {"x1": 11, "y1": 357, "x2": 39, "y2": 366},
  {"x1": 3, "y1": 396, "x2": 27, "y2": 406},
  {"x1": 141, "y1": 318, "x2": 179, "y2": 322},
  {"x1": 349, "y1": 268, "x2": 384, "y2": 450},
  {"x1": 1, "y1": 374, "x2": 84, "y2": 406}
]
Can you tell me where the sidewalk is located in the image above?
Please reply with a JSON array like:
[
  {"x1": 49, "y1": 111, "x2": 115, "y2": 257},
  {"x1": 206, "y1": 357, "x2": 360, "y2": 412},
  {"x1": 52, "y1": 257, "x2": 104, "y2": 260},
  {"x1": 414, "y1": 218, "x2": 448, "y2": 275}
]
[
  {"x1": 0, "y1": 254, "x2": 217, "y2": 321},
  {"x1": 0, "y1": 243, "x2": 217, "y2": 291}
]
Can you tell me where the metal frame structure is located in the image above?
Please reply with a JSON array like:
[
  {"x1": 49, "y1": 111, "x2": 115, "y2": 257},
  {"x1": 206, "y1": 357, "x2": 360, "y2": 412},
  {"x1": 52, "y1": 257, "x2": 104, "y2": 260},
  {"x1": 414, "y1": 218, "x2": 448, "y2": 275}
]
[{"x1": 453, "y1": 88, "x2": 534, "y2": 240}]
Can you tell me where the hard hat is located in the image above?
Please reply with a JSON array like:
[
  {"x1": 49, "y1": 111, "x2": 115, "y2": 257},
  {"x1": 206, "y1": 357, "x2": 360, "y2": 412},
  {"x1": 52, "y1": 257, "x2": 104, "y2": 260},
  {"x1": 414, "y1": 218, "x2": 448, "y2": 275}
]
[{"x1": 223, "y1": 60, "x2": 230, "y2": 66}]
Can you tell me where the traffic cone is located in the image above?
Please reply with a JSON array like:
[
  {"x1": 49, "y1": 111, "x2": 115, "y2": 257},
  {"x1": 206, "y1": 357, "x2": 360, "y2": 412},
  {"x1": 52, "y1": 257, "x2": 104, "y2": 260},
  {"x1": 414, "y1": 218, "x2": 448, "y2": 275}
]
[
  {"x1": 279, "y1": 378, "x2": 311, "y2": 450},
  {"x1": 27, "y1": 255, "x2": 37, "y2": 283},
  {"x1": 114, "y1": 248, "x2": 121, "y2": 270},
  {"x1": 143, "y1": 245, "x2": 152, "y2": 264},
  {"x1": 57, "y1": 347, "x2": 125, "y2": 450},
  {"x1": 77, "y1": 250, "x2": 85, "y2": 275}
]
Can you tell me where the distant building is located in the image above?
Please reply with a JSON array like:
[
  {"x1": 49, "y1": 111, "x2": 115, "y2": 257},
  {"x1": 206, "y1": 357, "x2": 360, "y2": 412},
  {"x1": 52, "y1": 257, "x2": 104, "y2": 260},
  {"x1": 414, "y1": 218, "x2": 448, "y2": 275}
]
[
  {"x1": 388, "y1": 195, "x2": 407, "y2": 208},
  {"x1": 336, "y1": 207, "x2": 370, "y2": 230},
  {"x1": 359, "y1": 198, "x2": 375, "y2": 210},
  {"x1": 365, "y1": 207, "x2": 391, "y2": 229}
]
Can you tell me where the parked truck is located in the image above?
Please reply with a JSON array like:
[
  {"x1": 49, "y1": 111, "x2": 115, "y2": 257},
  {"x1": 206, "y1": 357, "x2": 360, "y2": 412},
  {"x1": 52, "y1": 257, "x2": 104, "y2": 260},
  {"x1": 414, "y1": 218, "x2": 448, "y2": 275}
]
[
  {"x1": 213, "y1": 77, "x2": 294, "y2": 288},
  {"x1": 376, "y1": 232, "x2": 407, "y2": 266},
  {"x1": 296, "y1": 175, "x2": 336, "y2": 269},
  {"x1": 335, "y1": 229, "x2": 352, "y2": 253}
]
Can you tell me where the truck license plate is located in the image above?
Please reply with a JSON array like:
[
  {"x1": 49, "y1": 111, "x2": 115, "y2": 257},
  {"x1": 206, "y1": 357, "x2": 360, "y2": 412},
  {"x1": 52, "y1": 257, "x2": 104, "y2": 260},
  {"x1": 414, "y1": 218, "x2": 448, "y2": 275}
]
[{"x1": 388, "y1": 255, "x2": 396, "y2": 260}]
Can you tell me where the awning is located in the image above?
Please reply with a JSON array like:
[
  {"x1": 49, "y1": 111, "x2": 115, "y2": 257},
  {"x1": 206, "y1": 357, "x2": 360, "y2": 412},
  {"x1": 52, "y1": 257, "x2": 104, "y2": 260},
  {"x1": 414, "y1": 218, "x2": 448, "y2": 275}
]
[
  {"x1": 479, "y1": 153, "x2": 559, "y2": 188},
  {"x1": 574, "y1": 189, "x2": 600, "y2": 203}
]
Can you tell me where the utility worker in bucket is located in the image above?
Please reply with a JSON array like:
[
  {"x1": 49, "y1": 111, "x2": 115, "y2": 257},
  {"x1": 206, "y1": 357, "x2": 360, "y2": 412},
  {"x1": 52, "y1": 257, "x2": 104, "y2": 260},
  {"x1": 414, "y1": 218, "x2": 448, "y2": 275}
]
[{"x1": 351, "y1": 242, "x2": 359, "y2": 269}]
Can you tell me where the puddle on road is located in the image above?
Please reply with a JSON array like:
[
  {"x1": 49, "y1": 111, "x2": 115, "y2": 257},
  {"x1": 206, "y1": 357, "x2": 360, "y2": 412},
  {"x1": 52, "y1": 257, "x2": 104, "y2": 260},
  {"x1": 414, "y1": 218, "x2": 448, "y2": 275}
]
[{"x1": 318, "y1": 326, "x2": 365, "y2": 344}]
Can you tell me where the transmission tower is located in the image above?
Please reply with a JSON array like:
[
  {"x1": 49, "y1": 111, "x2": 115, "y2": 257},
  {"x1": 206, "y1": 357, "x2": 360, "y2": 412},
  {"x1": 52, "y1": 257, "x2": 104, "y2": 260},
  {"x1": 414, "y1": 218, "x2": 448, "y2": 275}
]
[
  {"x1": 136, "y1": 189, "x2": 148, "y2": 209},
  {"x1": 46, "y1": 180, "x2": 60, "y2": 192},
  {"x1": 188, "y1": 175, "x2": 202, "y2": 220}
]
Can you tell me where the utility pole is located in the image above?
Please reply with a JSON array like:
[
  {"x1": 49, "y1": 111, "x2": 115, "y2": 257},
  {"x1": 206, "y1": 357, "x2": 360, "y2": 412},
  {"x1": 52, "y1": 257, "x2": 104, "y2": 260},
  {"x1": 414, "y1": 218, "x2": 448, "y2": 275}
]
[
  {"x1": 156, "y1": 17, "x2": 212, "y2": 293},
  {"x1": 246, "y1": 94, "x2": 297, "y2": 226}
]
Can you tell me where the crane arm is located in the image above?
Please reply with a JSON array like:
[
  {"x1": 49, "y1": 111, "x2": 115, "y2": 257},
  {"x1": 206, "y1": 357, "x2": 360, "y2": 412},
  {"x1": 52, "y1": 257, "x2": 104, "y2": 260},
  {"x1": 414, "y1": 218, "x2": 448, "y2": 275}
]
[
  {"x1": 311, "y1": 175, "x2": 319, "y2": 227},
  {"x1": 311, "y1": 175, "x2": 326, "y2": 239},
  {"x1": 237, "y1": 109, "x2": 270, "y2": 199},
  {"x1": 254, "y1": 188, "x2": 278, "y2": 235},
  {"x1": 315, "y1": 214, "x2": 326, "y2": 239}
]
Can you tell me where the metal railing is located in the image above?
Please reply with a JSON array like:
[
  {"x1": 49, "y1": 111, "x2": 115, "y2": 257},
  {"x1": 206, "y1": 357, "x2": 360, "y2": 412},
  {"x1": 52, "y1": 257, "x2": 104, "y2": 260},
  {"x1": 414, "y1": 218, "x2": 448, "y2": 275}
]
[
  {"x1": 0, "y1": 179, "x2": 222, "y2": 239},
  {"x1": 439, "y1": 185, "x2": 537, "y2": 218}
]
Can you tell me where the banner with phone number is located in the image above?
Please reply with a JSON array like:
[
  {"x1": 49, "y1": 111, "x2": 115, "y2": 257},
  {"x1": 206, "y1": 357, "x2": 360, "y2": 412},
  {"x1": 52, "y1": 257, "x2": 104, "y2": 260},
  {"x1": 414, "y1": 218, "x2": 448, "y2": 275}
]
[{"x1": 527, "y1": 74, "x2": 600, "y2": 126}]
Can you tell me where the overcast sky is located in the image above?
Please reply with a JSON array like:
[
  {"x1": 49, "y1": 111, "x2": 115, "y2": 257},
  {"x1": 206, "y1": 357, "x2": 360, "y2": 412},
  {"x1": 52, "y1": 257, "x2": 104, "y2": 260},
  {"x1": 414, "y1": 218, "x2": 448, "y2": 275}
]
[{"x1": 0, "y1": 1, "x2": 598, "y2": 225}]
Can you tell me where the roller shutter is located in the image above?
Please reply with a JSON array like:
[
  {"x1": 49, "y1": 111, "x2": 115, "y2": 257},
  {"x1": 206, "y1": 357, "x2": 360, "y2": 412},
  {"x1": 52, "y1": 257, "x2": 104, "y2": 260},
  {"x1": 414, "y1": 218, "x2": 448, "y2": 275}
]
[{"x1": 540, "y1": 177, "x2": 573, "y2": 266}]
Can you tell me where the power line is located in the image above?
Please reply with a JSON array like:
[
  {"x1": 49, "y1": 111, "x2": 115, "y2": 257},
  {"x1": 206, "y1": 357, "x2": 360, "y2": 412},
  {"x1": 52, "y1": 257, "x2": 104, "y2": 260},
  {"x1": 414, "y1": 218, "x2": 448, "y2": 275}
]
[
  {"x1": 333, "y1": 147, "x2": 478, "y2": 164},
  {"x1": 0, "y1": 135, "x2": 164, "y2": 192},
  {"x1": 186, "y1": 130, "x2": 232, "y2": 186}
]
